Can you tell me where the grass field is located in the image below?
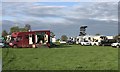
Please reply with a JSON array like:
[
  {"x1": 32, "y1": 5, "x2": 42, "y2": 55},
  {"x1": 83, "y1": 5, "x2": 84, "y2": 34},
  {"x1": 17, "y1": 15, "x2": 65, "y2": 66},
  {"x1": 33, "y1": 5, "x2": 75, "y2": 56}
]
[
  {"x1": 0, "y1": 48, "x2": 2, "y2": 71},
  {"x1": 2, "y1": 45, "x2": 118, "y2": 70},
  {"x1": 0, "y1": 48, "x2": 1, "y2": 59}
]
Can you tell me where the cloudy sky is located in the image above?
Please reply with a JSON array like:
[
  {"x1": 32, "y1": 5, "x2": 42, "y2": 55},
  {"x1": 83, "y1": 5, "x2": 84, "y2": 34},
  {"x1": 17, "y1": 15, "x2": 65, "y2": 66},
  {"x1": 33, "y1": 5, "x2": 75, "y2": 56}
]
[{"x1": 1, "y1": 2, "x2": 118, "y2": 38}]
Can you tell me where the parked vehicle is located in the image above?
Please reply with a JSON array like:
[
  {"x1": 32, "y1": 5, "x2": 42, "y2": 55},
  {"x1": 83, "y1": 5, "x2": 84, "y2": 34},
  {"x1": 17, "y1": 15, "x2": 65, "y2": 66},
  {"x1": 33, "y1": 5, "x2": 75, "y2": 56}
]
[
  {"x1": 67, "y1": 40, "x2": 75, "y2": 44},
  {"x1": 9, "y1": 30, "x2": 51, "y2": 48},
  {"x1": 99, "y1": 39, "x2": 116, "y2": 46},
  {"x1": 91, "y1": 42, "x2": 100, "y2": 46},
  {"x1": 111, "y1": 42, "x2": 120, "y2": 48},
  {"x1": 67, "y1": 37, "x2": 76, "y2": 44},
  {"x1": 90, "y1": 40, "x2": 101, "y2": 46},
  {"x1": 80, "y1": 40, "x2": 91, "y2": 46},
  {"x1": 0, "y1": 37, "x2": 4, "y2": 48}
]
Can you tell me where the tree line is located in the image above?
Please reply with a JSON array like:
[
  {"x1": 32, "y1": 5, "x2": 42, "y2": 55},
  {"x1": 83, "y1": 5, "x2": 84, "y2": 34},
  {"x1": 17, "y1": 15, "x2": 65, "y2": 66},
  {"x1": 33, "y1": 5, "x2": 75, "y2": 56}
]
[
  {"x1": 2, "y1": 24, "x2": 120, "y2": 41},
  {"x1": 2, "y1": 24, "x2": 68, "y2": 41},
  {"x1": 2, "y1": 24, "x2": 31, "y2": 37}
]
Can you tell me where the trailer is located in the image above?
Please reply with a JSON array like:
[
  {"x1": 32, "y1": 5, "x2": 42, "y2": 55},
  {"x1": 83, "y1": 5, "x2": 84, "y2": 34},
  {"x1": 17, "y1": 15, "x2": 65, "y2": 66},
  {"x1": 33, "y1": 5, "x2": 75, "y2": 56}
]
[{"x1": 9, "y1": 30, "x2": 51, "y2": 48}]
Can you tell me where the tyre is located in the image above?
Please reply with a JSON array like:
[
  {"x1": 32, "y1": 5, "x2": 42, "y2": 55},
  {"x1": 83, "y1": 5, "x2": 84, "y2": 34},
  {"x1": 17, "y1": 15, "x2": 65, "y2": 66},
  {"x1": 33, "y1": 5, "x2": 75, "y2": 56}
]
[
  {"x1": 116, "y1": 45, "x2": 119, "y2": 48},
  {"x1": 81, "y1": 44, "x2": 83, "y2": 46},
  {"x1": 13, "y1": 45, "x2": 17, "y2": 48},
  {"x1": 102, "y1": 44, "x2": 105, "y2": 46},
  {"x1": 94, "y1": 43, "x2": 96, "y2": 46},
  {"x1": 32, "y1": 44, "x2": 36, "y2": 48},
  {"x1": 83, "y1": 44, "x2": 85, "y2": 46},
  {"x1": 90, "y1": 43, "x2": 92, "y2": 46}
]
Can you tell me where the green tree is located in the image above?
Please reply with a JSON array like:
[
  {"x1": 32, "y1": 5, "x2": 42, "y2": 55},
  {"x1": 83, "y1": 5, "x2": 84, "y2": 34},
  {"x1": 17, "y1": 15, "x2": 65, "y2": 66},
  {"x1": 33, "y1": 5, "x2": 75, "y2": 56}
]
[
  {"x1": 56, "y1": 39, "x2": 60, "y2": 41},
  {"x1": 61, "y1": 35, "x2": 68, "y2": 41},
  {"x1": 10, "y1": 26, "x2": 19, "y2": 34},
  {"x1": 2, "y1": 30, "x2": 8, "y2": 37},
  {"x1": 19, "y1": 28, "x2": 27, "y2": 32},
  {"x1": 114, "y1": 34, "x2": 120, "y2": 41},
  {"x1": 50, "y1": 32, "x2": 55, "y2": 38},
  {"x1": 95, "y1": 33, "x2": 100, "y2": 36},
  {"x1": 10, "y1": 24, "x2": 30, "y2": 34}
]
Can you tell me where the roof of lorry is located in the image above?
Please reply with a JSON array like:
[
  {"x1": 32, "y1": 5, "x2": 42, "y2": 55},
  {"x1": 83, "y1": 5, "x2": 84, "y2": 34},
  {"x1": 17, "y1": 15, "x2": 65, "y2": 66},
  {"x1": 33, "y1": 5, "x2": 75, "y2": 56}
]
[{"x1": 11, "y1": 30, "x2": 50, "y2": 37}]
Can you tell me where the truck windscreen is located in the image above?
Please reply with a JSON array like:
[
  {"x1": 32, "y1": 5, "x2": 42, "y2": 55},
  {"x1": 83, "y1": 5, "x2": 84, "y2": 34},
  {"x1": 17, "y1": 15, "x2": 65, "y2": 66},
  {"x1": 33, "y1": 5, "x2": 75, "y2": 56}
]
[{"x1": 0, "y1": 39, "x2": 2, "y2": 43}]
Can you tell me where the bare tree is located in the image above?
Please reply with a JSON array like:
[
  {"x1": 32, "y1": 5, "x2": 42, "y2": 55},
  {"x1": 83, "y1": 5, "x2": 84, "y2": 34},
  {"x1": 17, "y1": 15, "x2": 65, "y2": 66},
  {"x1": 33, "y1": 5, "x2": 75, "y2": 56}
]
[{"x1": 25, "y1": 24, "x2": 31, "y2": 31}]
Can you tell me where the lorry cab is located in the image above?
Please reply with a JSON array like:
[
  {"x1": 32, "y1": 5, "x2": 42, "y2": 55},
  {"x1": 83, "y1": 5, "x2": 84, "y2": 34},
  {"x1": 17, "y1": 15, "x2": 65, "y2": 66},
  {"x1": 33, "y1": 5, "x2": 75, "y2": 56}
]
[{"x1": 9, "y1": 30, "x2": 51, "y2": 48}]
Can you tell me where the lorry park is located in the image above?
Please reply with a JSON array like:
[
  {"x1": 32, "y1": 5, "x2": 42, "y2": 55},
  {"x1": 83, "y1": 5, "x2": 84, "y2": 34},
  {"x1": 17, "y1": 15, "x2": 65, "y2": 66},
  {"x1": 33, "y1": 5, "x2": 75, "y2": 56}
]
[
  {"x1": 1, "y1": 34, "x2": 119, "y2": 48},
  {"x1": 1, "y1": 26, "x2": 119, "y2": 70},
  {"x1": 0, "y1": 25, "x2": 120, "y2": 48}
]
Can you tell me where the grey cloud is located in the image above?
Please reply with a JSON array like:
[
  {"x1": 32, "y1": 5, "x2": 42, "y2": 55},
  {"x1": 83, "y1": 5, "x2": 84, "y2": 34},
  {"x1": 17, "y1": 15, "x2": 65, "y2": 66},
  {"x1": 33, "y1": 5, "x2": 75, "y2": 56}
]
[
  {"x1": 2, "y1": 2, "x2": 118, "y2": 22},
  {"x1": 2, "y1": 0, "x2": 119, "y2": 2},
  {"x1": 2, "y1": 2, "x2": 33, "y2": 17},
  {"x1": 23, "y1": 5, "x2": 66, "y2": 18},
  {"x1": 72, "y1": 2, "x2": 118, "y2": 21},
  {"x1": 2, "y1": 2, "x2": 118, "y2": 37}
]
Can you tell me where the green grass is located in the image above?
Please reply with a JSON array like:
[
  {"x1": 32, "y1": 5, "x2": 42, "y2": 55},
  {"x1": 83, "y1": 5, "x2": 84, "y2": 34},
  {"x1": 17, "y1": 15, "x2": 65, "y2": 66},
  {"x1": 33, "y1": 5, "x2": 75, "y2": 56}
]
[
  {"x1": 2, "y1": 45, "x2": 118, "y2": 70},
  {"x1": 0, "y1": 48, "x2": 1, "y2": 67},
  {"x1": 0, "y1": 48, "x2": 1, "y2": 58}
]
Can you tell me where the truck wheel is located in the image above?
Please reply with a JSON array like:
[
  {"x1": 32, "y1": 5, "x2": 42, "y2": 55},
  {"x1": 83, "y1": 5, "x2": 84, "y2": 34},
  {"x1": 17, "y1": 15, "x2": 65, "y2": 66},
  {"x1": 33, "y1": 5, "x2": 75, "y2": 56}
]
[
  {"x1": 81, "y1": 43, "x2": 83, "y2": 46},
  {"x1": 116, "y1": 45, "x2": 119, "y2": 48},
  {"x1": 32, "y1": 44, "x2": 36, "y2": 48},
  {"x1": 94, "y1": 43, "x2": 96, "y2": 46},
  {"x1": 102, "y1": 44, "x2": 105, "y2": 46},
  {"x1": 13, "y1": 45, "x2": 17, "y2": 48}
]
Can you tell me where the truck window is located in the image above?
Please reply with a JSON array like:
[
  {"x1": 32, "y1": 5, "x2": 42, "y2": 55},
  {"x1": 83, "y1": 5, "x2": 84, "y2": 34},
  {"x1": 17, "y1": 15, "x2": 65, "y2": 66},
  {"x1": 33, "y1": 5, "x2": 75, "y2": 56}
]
[
  {"x1": 11, "y1": 37, "x2": 17, "y2": 41},
  {"x1": 84, "y1": 40, "x2": 88, "y2": 42},
  {"x1": 0, "y1": 39, "x2": 3, "y2": 43},
  {"x1": 25, "y1": 35, "x2": 29, "y2": 39},
  {"x1": 17, "y1": 36, "x2": 22, "y2": 41},
  {"x1": 95, "y1": 40, "x2": 98, "y2": 42},
  {"x1": 32, "y1": 34, "x2": 35, "y2": 44}
]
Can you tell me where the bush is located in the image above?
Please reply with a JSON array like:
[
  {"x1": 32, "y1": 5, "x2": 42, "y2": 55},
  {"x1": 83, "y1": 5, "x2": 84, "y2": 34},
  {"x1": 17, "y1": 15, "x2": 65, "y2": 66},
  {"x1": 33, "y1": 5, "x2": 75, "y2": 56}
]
[{"x1": 53, "y1": 41, "x2": 60, "y2": 46}]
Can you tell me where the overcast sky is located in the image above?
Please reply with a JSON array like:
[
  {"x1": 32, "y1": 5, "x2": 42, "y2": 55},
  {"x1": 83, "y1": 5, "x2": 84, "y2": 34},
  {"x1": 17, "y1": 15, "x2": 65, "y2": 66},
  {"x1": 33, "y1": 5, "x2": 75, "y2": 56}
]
[{"x1": 1, "y1": 2, "x2": 118, "y2": 38}]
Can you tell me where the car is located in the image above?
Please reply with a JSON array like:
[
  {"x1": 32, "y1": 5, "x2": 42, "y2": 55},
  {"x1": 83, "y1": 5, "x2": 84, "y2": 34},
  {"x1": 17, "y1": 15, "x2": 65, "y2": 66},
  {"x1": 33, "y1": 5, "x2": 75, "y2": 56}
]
[
  {"x1": 80, "y1": 41, "x2": 91, "y2": 46},
  {"x1": 99, "y1": 39, "x2": 116, "y2": 46},
  {"x1": 111, "y1": 42, "x2": 120, "y2": 48},
  {"x1": 91, "y1": 42, "x2": 100, "y2": 46},
  {"x1": 0, "y1": 38, "x2": 4, "y2": 48},
  {"x1": 0, "y1": 43, "x2": 4, "y2": 48},
  {"x1": 67, "y1": 40, "x2": 75, "y2": 44}
]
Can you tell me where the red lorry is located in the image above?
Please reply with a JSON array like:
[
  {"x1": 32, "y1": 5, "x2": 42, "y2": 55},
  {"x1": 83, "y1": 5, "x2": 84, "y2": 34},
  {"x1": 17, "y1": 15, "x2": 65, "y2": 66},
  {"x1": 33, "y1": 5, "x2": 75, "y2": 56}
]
[{"x1": 9, "y1": 30, "x2": 51, "y2": 48}]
